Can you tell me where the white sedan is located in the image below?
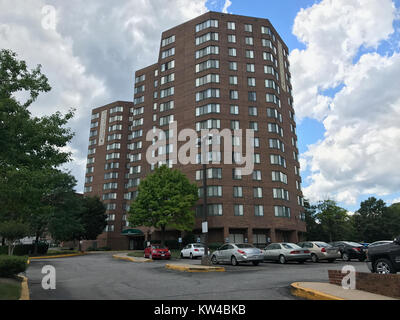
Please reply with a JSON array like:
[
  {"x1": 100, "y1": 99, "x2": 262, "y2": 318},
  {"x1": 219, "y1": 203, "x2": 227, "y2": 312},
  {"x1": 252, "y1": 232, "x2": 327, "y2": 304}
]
[{"x1": 180, "y1": 243, "x2": 205, "y2": 259}]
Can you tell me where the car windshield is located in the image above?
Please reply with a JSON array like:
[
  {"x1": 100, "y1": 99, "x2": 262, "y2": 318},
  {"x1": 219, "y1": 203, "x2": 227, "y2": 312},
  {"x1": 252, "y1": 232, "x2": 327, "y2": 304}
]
[
  {"x1": 236, "y1": 244, "x2": 254, "y2": 249},
  {"x1": 152, "y1": 245, "x2": 167, "y2": 249},
  {"x1": 315, "y1": 242, "x2": 331, "y2": 248},
  {"x1": 282, "y1": 243, "x2": 301, "y2": 249},
  {"x1": 344, "y1": 242, "x2": 362, "y2": 247},
  {"x1": 193, "y1": 244, "x2": 204, "y2": 248}
]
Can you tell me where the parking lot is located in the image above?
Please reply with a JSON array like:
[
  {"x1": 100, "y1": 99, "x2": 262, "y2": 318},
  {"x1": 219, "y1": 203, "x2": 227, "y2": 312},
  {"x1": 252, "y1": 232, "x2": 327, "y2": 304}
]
[{"x1": 26, "y1": 252, "x2": 370, "y2": 300}]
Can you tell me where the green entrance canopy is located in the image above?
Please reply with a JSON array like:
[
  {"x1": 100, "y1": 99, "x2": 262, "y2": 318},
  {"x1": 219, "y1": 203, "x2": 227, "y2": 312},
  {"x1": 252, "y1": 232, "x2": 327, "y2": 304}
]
[{"x1": 121, "y1": 229, "x2": 144, "y2": 236}]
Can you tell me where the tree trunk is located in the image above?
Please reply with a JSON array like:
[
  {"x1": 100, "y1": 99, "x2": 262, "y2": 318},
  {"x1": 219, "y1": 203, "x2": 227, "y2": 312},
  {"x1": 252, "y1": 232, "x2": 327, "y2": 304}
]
[
  {"x1": 8, "y1": 241, "x2": 12, "y2": 256},
  {"x1": 161, "y1": 225, "x2": 166, "y2": 247},
  {"x1": 34, "y1": 232, "x2": 40, "y2": 255}
]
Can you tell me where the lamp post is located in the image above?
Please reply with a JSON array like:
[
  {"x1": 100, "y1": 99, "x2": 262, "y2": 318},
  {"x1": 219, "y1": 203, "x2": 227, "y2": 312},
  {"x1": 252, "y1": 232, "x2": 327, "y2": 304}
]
[{"x1": 200, "y1": 134, "x2": 212, "y2": 266}]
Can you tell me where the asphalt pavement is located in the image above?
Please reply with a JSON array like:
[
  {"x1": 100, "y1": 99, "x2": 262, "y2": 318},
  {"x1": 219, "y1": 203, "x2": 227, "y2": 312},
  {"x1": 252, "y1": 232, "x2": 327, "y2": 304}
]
[{"x1": 26, "y1": 252, "x2": 370, "y2": 300}]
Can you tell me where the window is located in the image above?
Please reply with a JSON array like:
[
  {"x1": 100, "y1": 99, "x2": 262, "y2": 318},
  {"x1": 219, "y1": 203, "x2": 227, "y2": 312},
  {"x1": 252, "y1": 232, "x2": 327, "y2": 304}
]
[
  {"x1": 262, "y1": 39, "x2": 273, "y2": 48},
  {"x1": 161, "y1": 73, "x2": 175, "y2": 85},
  {"x1": 103, "y1": 182, "x2": 118, "y2": 190},
  {"x1": 274, "y1": 206, "x2": 291, "y2": 218},
  {"x1": 87, "y1": 148, "x2": 96, "y2": 155},
  {"x1": 252, "y1": 137, "x2": 260, "y2": 148},
  {"x1": 270, "y1": 154, "x2": 286, "y2": 168},
  {"x1": 227, "y1": 22, "x2": 236, "y2": 30},
  {"x1": 132, "y1": 107, "x2": 144, "y2": 116},
  {"x1": 125, "y1": 178, "x2": 140, "y2": 188},
  {"x1": 246, "y1": 63, "x2": 255, "y2": 73},
  {"x1": 161, "y1": 35, "x2": 175, "y2": 47},
  {"x1": 199, "y1": 186, "x2": 223, "y2": 198},
  {"x1": 85, "y1": 176, "x2": 94, "y2": 184},
  {"x1": 134, "y1": 96, "x2": 144, "y2": 105},
  {"x1": 195, "y1": 119, "x2": 220, "y2": 131},
  {"x1": 195, "y1": 19, "x2": 218, "y2": 33},
  {"x1": 105, "y1": 162, "x2": 119, "y2": 170},
  {"x1": 273, "y1": 188, "x2": 290, "y2": 200},
  {"x1": 128, "y1": 141, "x2": 142, "y2": 151},
  {"x1": 195, "y1": 32, "x2": 219, "y2": 46},
  {"x1": 161, "y1": 60, "x2": 175, "y2": 72},
  {"x1": 253, "y1": 187, "x2": 263, "y2": 198},
  {"x1": 229, "y1": 61, "x2": 238, "y2": 71},
  {"x1": 252, "y1": 170, "x2": 262, "y2": 181},
  {"x1": 263, "y1": 52, "x2": 274, "y2": 62},
  {"x1": 266, "y1": 93, "x2": 281, "y2": 107},
  {"x1": 248, "y1": 91, "x2": 257, "y2": 102},
  {"x1": 105, "y1": 203, "x2": 116, "y2": 211},
  {"x1": 230, "y1": 105, "x2": 239, "y2": 115},
  {"x1": 196, "y1": 45, "x2": 219, "y2": 59},
  {"x1": 229, "y1": 75, "x2": 238, "y2": 85},
  {"x1": 196, "y1": 74, "x2": 220, "y2": 87},
  {"x1": 232, "y1": 168, "x2": 242, "y2": 180},
  {"x1": 272, "y1": 171, "x2": 288, "y2": 184},
  {"x1": 89, "y1": 139, "x2": 97, "y2": 146},
  {"x1": 90, "y1": 121, "x2": 98, "y2": 128},
  {"x1": 159, "y1": 115, "x2": 174, "y2": 126},
  {"x1": 129, "y1": 154, "x2": 141, "y2": 163},
  {"x1": 268, "y1": 123, "x2": 284, "y2": 137},
  {"x1": 255, "y1": 205, "x2": 264, "y2": 217},
  {"x1": 227, "y1": 34, "x2": 236, "y2": 43},
  {"x1": 84, "y1": 186, "x2": 92, "y2": 193},
  {"x1": 104, "y1": 172, "x2": 118, "y2": 180},
  {"x1": 135, "y1": 74, "x2": 145, "y2": 83},
  {"x1": 102, "y1": 193, "x2": 117, "y2": 200},
  {"x1": 267, "y1": 108, "x2": 282, "y2": 122},
  {"x1": 247, "y1": 77, "x2": 256, "y2": 87},
  {"x1": 196, "y1": 88, "x2": 220, "y2": 102},
  {"x1": 248, "y1": 106, "x2": 257, "y2": 116},
  {"x1": 245, "y1": 50, "x2": 254, "y2": 59},
  {"x1": 253, "y1": 153, "x2": 261, "y2": 164},
  {"x1": 160, "y1": 87, "x2": 174, "y2": 98},
  {"x1": 234, "y1": 205, "x2": 244, "y2": 216},
  {"x1": 261, "y1": 26, "x2": 272, "y2": 35},
  {"x1": 196, "y1": 103, "x2": 220, "y2": 116},
  {"x1": 245, "y1": 37, "x2": 254, "y2": 45},
  {"x1": 196, "y1": 168, "x2": 222, "y2": 180},
  {"x1": 107, "y1": 143, "x2": 121, "y2": 151},
  {"x1": 208, "y1": 204, "x2": 223, "y2": 216},
  {"x1": 233, "y1": 186, "x2": 243, "y2": 198},
  {"x1": 228, "y1": 48, "x2": 237, "y2": 57},
  {"x1": 196, "y1": 59, "x2": 219, "y2": 73},
  {"x1": 91, "y1": 113, "x2": 99, "y2": 120},
  {"x1": 110, "y1": 106, "x2": 123, "y2": 114},
  {"x1": 269, "y1": 139, "x2": 285, "y2": 152},
  {"x1": 86, "y1": 166, "x2": 94, "y2": 174},
  {"x1": 249, "y1": 121, "x2": 258, "y2": 131},
  {"x1": 231, "y1": 120, "x2": 240, "y2": 130},
  {"x1": 264, "y1": 65, "x2": 276, "y2": 76},
  {"x1": 159, "y1": 101, "x2": 174, "y2": 112},
  {"x1": 230, "y1": 90, "x2": 239, "y2": 100},
  {"x1": 244, "y1": 24, "x2": 253, "y2": 32}
]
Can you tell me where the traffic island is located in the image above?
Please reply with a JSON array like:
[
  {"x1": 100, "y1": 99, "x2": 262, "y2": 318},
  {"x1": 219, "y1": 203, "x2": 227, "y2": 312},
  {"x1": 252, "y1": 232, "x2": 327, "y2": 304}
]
[
  {"x1": 28, "y1": 252, "x2": 87, "y2": 261},
  {"x1": 291, "y1": 282, "x2": 398, "y2": 300},
  {"x1": 165, "y1": 263, "x2": 225, "y2": 272},
  {"x1": 112, "y1": 253, "x2": 152, "y2": 263}
]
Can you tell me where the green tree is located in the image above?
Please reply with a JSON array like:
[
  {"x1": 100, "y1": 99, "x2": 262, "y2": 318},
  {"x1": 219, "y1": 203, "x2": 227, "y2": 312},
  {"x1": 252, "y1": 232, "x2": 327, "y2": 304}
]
[
  {"x1": 0, "y1": 221, "x2": 30, "y2": 255},
  {"x1": 315, "y1": 200, "x2": 351, "y2": 242},
  {"x1": 303, "y1": 199, "x2": 324, "y2": 241},
  {"x1": 0, "y1": 49, "x2": 76, "y2": 247},
  {"x1": 128, "y1": 165, "x2": 199, "y2": 246}
]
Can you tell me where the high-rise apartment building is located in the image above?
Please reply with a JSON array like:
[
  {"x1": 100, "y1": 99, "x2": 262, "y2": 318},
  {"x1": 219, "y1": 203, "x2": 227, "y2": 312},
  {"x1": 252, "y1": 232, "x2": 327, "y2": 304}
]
[{"x1": 84, "y1": 12, "x2": 305, "y2": 250}]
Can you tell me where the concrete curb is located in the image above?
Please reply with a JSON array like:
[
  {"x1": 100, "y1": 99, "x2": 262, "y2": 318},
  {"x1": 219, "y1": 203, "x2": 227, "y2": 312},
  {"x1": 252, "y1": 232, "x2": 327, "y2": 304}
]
[
  {"x1": 112, "y1": 254, "x2": 153, "y2": 263},
  {"x1": 291, "y1": 282, "x2": 343, "y2": 300},
  {"x1": 18, "y1": 275, "x2": 30, "y2": 300},
  {"x1": 165, "y1": 264, "x2": 225, "y2": 273},
  {"x1": 28, "y1": 252, "x2": 87, "y2": 261}
]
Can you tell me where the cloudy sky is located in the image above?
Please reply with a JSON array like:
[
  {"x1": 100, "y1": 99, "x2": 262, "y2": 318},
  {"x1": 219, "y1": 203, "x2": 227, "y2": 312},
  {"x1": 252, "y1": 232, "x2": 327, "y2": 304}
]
[{"x1": 1, "y1": 0, "x2": 399, "y2": 211}]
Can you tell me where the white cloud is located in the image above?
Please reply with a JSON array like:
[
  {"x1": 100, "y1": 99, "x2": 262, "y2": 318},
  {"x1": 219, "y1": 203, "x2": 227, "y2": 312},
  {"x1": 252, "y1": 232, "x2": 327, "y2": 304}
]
[
  {"x1": 290, "y1": 0, "x2": 400, "y2": 205},
  {"x1": 0, "y1": 0, "x2": 207, "y2": 192},
  {"x1": 222, "y1": 0, "x2": 232, "y2": 13}
]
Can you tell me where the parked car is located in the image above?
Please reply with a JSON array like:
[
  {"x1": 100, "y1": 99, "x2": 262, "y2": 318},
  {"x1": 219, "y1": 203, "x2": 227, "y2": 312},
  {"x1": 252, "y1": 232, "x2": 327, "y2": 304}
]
[
  {"x1": 297, "y1": 241, "x2": 340, "y2": 263},
  {"x1": 180, "y1": 243, "x2": 205, "y2": 259},
  {"x1": 368, "y1": 241, "x2": 393, "y2": 248},
  {"x1": 264, "y1": 243, "x2": 311, "y2": 264},
  {"x1": 211, "y1": 243, "x2": 264, "y2": 266},
  {"x1": 144, "y1": 244, "x2": 171, "y2": 260},
  {"x1": 329, "y1": 241, "x2": 367, "y2": 262},
  {"x1": 366, "y1": 236, "x2": 400, "y2": 274}
]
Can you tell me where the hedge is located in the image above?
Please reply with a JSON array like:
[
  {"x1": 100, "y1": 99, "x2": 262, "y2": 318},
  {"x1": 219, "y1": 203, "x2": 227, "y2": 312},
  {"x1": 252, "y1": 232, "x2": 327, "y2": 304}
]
[
  {"x1": 0, "y1": 243, "x2": 49, "y2": 256},
  {"x1": 0, "y1": 255, "x2": 28, "y2": 278}
]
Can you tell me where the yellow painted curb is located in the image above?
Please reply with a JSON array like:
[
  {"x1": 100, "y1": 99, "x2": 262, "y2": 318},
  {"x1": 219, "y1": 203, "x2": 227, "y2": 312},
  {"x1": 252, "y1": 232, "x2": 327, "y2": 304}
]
[
  {"x1": 18, "y1": 275, "x2": 30, "y2": 301},
  {"x1": 28, "y1": 253, "x2": 87, "y2": 260},
  {"x1": 165, "y1": 264, "x2": 225, "y2": 273},
  {"x1": 112, "y1": 255, "x2": 152, "y2": 263},
  {"x1": 291, "y1": 282, "x2": 344, "y2": 300}
]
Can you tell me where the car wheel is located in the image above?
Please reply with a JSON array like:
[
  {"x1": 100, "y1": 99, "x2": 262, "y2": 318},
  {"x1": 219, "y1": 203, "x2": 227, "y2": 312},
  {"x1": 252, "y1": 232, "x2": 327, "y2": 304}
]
[
  {"x1": 342, "y1": 252, "x2": 350, "y2": 261},
  {"x1": 231, "y1": 256, "x2": 239, "y2": 266},
  {"x1": 180, "y1": 253, "x2": 184, "y2": 259},
  {"x1": 211, "y1": 255, "x2": 218, "y2": 265},
  {"x1": 374, "y1": 258, "x2": 395, "y2": 274},
  {"x1": 252, "y1": 261, "x2": 260, "y2": 266},
  {"x1": 311, "y1": 254, "x2": 319, "y2": 263},
  {"x1": 279, "y1": 255, "x2": 286, "y2": 264}
]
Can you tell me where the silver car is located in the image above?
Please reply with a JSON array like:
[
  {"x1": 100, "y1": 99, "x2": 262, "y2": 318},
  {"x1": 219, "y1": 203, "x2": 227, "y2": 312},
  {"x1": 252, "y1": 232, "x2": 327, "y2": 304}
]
[
  {"x1": 264, "y1": 243, "x2": 311, "y2": 264},
  {"x1": 297, "y1": 241, "x2": 341, "y2": 262},
  {"x1": 211, "y1": 243, "x2": 264, "y2": 266}
]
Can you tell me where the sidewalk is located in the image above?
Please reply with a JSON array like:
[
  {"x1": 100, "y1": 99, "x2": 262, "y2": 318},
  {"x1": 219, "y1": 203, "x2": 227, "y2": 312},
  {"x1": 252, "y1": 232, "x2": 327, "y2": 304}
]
[{"x1": 291, "y1": 282, "x2": 398, "y2": 300}]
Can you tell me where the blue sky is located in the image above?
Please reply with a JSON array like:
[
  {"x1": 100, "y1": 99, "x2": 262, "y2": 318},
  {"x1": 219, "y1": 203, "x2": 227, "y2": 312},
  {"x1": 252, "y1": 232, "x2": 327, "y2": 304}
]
[{"x1": 206, "y1": 0, "x2": 400, "y2": 212}]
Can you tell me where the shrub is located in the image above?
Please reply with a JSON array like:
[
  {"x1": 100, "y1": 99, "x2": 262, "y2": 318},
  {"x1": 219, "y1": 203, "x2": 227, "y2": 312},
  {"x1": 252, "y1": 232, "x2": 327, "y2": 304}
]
[
  {"x1": 0, "y1": 255, "x2": 28, "y2": 277},
  {"x1": 0, "y1": 243, "x2": 48, "y2": 256}
]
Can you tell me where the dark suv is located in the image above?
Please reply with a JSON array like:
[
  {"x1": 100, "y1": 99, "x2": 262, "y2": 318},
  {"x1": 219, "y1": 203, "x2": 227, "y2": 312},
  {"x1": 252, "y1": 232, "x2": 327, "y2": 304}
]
[
  {"x1": 366, "y1": 236, "x2": 400, "y2": 274},
  {"x1": 329, "y1": 241, "x2": 367, "y2": 262}
]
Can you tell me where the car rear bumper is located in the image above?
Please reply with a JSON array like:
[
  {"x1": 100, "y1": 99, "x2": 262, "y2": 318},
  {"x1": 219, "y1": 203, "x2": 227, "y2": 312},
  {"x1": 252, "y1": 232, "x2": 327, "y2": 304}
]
[
  {"x1": 237, "y1": 254, "x2": 264, "y2": 262},
  {"x1": 318, "y1": 252, "x2": 341, "y2": 259}
]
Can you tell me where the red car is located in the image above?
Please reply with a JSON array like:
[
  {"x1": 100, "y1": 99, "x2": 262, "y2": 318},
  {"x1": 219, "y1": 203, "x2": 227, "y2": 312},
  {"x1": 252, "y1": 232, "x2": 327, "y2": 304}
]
[{"x1": 144, "y1": 244, "x2": 171, "y2": 260}]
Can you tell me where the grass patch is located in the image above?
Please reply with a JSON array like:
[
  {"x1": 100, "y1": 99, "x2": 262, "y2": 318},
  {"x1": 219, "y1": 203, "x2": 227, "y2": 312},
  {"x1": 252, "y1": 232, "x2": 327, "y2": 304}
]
[{"x1": 0, "y1": 278, "x2": 21, "y2": 300}]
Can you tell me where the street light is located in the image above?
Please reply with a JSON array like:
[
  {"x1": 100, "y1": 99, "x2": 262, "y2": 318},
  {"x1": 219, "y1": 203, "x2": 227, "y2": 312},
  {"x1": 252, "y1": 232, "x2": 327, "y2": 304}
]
[{"x1": 199, "y1": 133, "x2": 213, "y2": 266}]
